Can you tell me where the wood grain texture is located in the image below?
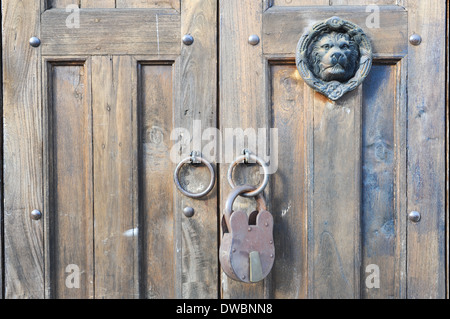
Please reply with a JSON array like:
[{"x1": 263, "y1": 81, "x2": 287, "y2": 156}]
[
  {"x1": 45, "y1": 62, "x2": 94, "y2": 299},
  {"x1": 81, "y1": 0, "x2": 115, "y2": 8},
  {"x1": 330, "y1": 0, "x2": 397, "y2": 4},
  {"x1": 117, "y1": 0, "x2": 180, "y2": 11},
  {"x1": 263, "y1": 6, "x2": 408, "y2": 58},
  {"x1": 447, "y1": 0, "x2": 449, "y2": 300},
  {"x1": 309, "y1": 89, "x2": 362, "y2": 299},
  {"x1": 2, "y1": 0, "x2": 44, "y2": 298},
  {"x1": 92, "y1": 56, "x2": 137, "y2": 299},
  {"x1": 177, "y1": 0, "x2": 218, "y2": 299},
  {"x1": 406, "y1": 0, "x2": 446, "y2": 299},
  {"x1": 41, "y1": 9, "x2": 181, "y2": 56},
  {"x1": 219, "y1": 0, "x2": 267, "y2": 299},
  {"x1": 360, "y1": 63, "x2": 400, "y2": 299},
  {"x1": 272, "y1": 0, "x2": 328, "y2": 6},
  {"x1": 49, "y1": 0, "x2": 79, "y2": 8},
  {"x1": 270, "y1": 64, "x2": 307, "y2": 299},
  {"x1": 138, "y1": 63, "x2": 175, "y2": 299}
]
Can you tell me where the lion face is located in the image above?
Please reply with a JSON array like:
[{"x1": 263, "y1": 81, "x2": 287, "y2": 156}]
[{"x1": 309, "y1": 31, "x2": 359, "y2": 82}]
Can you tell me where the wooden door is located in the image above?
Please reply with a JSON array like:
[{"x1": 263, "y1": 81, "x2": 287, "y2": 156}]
[
  {"x1": 219, "y1": 0, "x2": 446, "y2": 299},
  {"x1": 2, "y1": 0, "x2": 447, "y2": 299},
  {"x1": 2, "y1": 0, "x2": 217, "y2": 299}
]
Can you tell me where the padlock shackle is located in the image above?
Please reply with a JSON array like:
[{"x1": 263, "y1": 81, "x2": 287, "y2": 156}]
[
  {"x1": 224, "y1": 185, "x2": 267, "y2": 232},
  {"x1": 225, "y1": 185, "x2": 256, "y2": 215}
]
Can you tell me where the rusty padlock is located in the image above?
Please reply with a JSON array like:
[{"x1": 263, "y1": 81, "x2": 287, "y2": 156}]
[{"x1": 219, "y1": 185, "x2": 275, "y2": 283}]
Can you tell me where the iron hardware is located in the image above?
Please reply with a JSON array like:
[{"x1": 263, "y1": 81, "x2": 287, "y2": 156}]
[
  {"x1": 182, "y1": 34, "x2": 194, "y2": 46},
  {"x1": 409, "y1": 211, "x2": 421, "y2": 223},
  {"x1": 173, "y1": 152, "x2": 215, "y2": 199},
  {"x1": 409, "y1": 34, "x2": 422, "y2": 46},
  {"x1": 30, "y1": 210, "x2": 42, "y2": 220},
  {"x1": 219, "y1": 185, "x2": 275, "y2": 283},
  {"x1": 29, "y1": 37, "x2": 41, "y2": 47},
  {"x1": 227, "y1": 150, "x2": 269, "y2": 198},
  {"x1": 248, "y1": 34, "x2": 260, "y2": 46}
]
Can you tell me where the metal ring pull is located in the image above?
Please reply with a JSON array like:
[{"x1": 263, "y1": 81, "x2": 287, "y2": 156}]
[
  {"x1": 227, "y1": 151, "x2": 269, "y2": 198},
  {"x1": 174, "y1": 153, "x2": 215, "y2": 199}
]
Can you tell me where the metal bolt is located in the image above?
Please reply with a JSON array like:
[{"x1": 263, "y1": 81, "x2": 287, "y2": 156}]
[
  {"x1": 182, "y1": 34, "x2": 194, "y2": 46},
  {"x1": 248, "y1": 34, "x2": 260, "y2": 46},
  {"x1": 269, "y1": 240, "x2": 273, "y2": 244},
  {"x1": 30, "y1": 210, "x2": 42, "y2": 221},
  {"x1": 409, "y1": 211, "x2": 421, "y2": 223},
  {"x1": 248, "y1": 227, "x2": 252, "y2": 232},
  {"x1": 270, "y1": 254, "x2": 274, "y2": 258},
  {"x1": 232, "y1": 248, "x2": 236, "y2": 253},
  {"x1": 29, "y1": 37, "x2": 41, "y2": 47},
  {"x1": 241, "y1": 275, "x2": 246, "y2": 280},
  {"x1": 409, "y1": 34, "x2": 422, "y2": 46},
  {"x1": 183, "y1": 206, "x2": 195, "y2": 218}
]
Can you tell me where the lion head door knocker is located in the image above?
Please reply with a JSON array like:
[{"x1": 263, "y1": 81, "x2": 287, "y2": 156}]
[{"x1": 296, "y1": 16, "x2": 373, "y2": 100}]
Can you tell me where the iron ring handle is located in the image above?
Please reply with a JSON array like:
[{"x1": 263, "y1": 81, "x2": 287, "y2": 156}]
[
  {"x1": 174, "y1": 155, "x2": 215, "y2": 199},
  {"x1": 227, "y1": 153, "x2": 269, "y2": 198}
]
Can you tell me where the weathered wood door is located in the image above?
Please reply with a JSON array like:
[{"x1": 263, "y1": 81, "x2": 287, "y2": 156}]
[
  {"x1": 218, "y1": 0, "x2": 446, "y2": 299},
  {"x1": 2, "y1": 0, "x2": 218, "y2": 299},
  {"x1": 2, "y1": 0, "x2": 447, "y2": 299}
]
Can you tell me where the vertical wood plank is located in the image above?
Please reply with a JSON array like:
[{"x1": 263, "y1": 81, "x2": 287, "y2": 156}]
[
  {"x1": 406, "y1": 0, "x2": 446, "y2": 299},
  {"x1": 219, "y1": 0, "x2": 267, "y2": 299},
  {"x1": 92, "y1": 56, "x2": 137, "y2": 299},
  {"x1": 139, "y1": 63, "x2": 175, "y2": 298},
  {"x1": 80, "y1": 0, "x2": 115, "y2": 8},
  {"x1": 0, "y1": 0, "x2": 3, "y2": 299},
  {"x1": 309, "y1": 89, "x2": 362, "y2": 299},
  {"x1": 46, "y1": 62, "x2": 94, "y2": 299},
  {"x1": 394, "y1": 59, "x2": 408, "y2": 299},
  {"x1": 2, "y1": 0, "x2": 44, "y2": 298},
  {"x1": 270, "y1": 64, "x2": 307, "y2": 299},
  {"x1": 447, "y1": 0, "x2": 449, "y2": 299},
  {"x1": 360, "y1": 64, "x2": 397, "y2": 299},
  {"x1": 177, "y1": 0, "x2": 218, "y2": 299}
]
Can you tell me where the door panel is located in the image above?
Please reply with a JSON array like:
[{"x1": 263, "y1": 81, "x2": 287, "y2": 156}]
[
  {"x1": 139, "y1": 62, "x2": 176, "y2": 298},
  {"x1": 3, "y1": 0, "x2": 217, "y2": 299},
  {"x1": 45, "y1": 60, "x2": 94, "y2": 298},
  {"x1": 2, "y1": 0, "x2": 446, "y2": 299},
  {"x1": 219, "y1": 0, "x2": 445, "y2": 299}
]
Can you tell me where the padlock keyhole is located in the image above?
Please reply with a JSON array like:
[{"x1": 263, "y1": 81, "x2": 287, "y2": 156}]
[{"x1": 248, "y1": 210, "x2": 259, "y2": 225}]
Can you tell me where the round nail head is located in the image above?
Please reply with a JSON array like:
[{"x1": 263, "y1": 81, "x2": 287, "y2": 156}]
[
  {"x1": 31, "y1": 210, "x2": 42, "y2": 221},
  {"x1": 182, "y1": 34, "x2": 194, "y2": 46},
  {"x1": 248, "y1": 34, "x2": 260, "y2": 46},
  {"x1": 409, "y1": 34, "x2": 422, "y2": 46},
  {"x1": 409, "y1": 211, "x2": 421, "y2": 223},
  {"x1": 183, "y1": 206, "x2": 195, "y2": 218},
  {"x1": 29, "y1": 37, "x2": 41, "y2": 48}
]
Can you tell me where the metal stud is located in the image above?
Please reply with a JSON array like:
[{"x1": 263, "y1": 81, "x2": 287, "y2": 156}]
[
  {"x1": 408, "y1": 211, "x2": 421, "y2": 223},
  {"x1": 30, "y1": 210, "x2": 42, "y2": 221},
  {"x1": 182, "y1": 34, "x2": 194, "y2": 46},
  {"x1": 409, "y1": 34, "x2": 422, "y2": 46},
  {"x1": 29, "y1": 37, "x2": 41, "y2": 48},
  {"x1": 183, "y1": 206, "x2": 195, "y2": 218},
  {"x1": 248, "y1": 34, "x2": 260, "y2": 46}
]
